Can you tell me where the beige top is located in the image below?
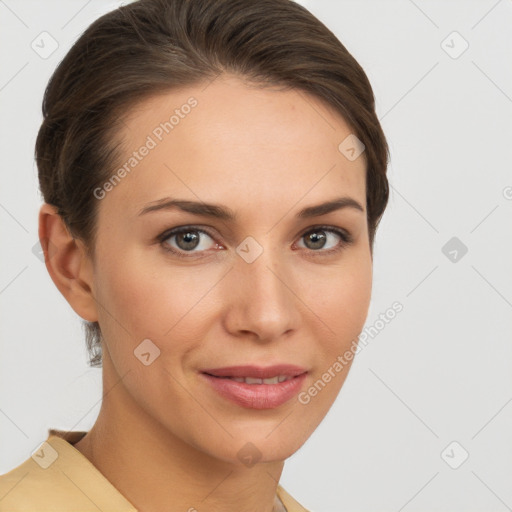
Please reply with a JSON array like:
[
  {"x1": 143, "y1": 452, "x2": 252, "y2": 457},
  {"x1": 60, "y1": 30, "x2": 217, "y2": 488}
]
[{"x1": 0, "y1": 429, "x2": 311, "y2": 511}]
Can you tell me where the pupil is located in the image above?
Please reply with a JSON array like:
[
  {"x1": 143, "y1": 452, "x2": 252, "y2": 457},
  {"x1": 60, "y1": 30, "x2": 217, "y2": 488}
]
[
  {"x1": 177, "y1": 231, "x2": 199, "y2": 250},
  {"x1": 307, "y1": 231, "x2": 326, "y2": 249}
]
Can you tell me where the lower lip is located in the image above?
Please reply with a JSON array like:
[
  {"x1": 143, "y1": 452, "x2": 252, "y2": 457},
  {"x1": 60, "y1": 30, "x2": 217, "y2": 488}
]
[{"x1": 200, "y1": 373, "x2": 307, "y2": 409}]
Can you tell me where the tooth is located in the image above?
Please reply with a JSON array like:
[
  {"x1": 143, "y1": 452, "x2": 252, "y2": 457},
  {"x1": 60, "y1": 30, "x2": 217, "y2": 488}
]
[
  {"x1": 245, "y1": 377, "x2": 263, "y2": 384},
  {"x1": 222, "y1": 375, "x2": 292, "y2": 384}
]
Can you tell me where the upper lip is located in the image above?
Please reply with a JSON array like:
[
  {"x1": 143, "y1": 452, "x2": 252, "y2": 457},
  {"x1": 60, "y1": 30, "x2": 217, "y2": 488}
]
[{"x1": 201, "y1": 364, "x2": 308, "y2": 379}]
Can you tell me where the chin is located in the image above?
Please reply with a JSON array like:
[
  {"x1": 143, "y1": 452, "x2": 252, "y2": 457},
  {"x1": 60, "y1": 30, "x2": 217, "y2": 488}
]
[{"x1": 214, "y1": 428, "x2": 307, "y2": 466}]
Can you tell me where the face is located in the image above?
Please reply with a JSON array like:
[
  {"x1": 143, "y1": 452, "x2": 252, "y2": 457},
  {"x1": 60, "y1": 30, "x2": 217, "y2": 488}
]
[{"x1": 89, "y1": 74, "x2": 372, "y2": 464}]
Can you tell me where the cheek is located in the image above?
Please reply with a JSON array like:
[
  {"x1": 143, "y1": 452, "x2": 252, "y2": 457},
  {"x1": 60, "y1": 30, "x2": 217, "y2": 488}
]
[
  {"x1": 309, "y1": 253, "x2": 372, "y2": 361},
  {"x1": 94, "y1": 243, "x2": 169, "y2": 332},
  {"x1": 333, "y1": 269, "x2": 372, "y2": 331},
  {"x1": 93, "y1": 245, "x2": 217, "y2": 358}
]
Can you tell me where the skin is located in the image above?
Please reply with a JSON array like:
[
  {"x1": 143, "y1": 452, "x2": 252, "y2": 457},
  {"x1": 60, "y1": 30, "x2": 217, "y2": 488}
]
[{"x1": 39, "y1": 73, "x2": 373, "y2": 512}]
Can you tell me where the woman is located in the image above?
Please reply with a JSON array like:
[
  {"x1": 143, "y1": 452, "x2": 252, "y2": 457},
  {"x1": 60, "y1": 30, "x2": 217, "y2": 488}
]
[{"x1": 0, "y1": 0, "x2": 389, "y2": 510}]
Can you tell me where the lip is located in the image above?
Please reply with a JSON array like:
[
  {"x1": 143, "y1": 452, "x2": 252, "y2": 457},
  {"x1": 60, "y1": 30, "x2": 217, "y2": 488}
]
[
  {"x1": 200, "y1": 364, "x2": 307, "y2": 379},
  {"x1": 200, "y1": 365, "x2": 308, "y2": 410}
]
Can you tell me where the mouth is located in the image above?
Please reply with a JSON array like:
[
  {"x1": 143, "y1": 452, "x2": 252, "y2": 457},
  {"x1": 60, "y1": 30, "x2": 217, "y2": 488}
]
[
  {"x1": 199, "y1": 365, "x2": 308, "y2": 409},
  {"x1": 203, "y1": 374, "x2": 299, "y2": 384},
  {"x1": 200, "y1": 364, "x2": 307, "y2": 380}
]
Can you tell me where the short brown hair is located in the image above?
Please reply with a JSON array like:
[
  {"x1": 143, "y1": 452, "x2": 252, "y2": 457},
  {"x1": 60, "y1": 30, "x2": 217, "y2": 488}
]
[{"x1": 35, "y1": 0, "x2": 390, "y2": 368}]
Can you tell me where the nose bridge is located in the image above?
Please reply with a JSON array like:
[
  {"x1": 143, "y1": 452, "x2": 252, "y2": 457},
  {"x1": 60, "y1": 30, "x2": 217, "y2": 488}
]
[
  {"x1": 225, "y1": 235, "x2": 299, "y2": 338},
  {"x1": 237, "y1": 237, "x2": 287, "y2": 300}
]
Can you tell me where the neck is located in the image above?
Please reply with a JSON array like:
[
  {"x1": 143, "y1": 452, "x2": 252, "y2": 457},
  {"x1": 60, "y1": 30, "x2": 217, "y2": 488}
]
[{"x1": 74, "y1": 351, "x2": 285, "y2": 512}]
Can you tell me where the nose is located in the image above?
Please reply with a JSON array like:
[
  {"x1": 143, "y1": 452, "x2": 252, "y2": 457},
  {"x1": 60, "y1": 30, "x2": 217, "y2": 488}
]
[{"x1": 222, "y1": 245, "x2": 302, "y2": 343}]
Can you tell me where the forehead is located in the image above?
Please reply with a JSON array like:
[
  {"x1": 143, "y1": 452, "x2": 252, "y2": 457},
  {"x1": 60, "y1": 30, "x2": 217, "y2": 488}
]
[{"x1": 102, "y1": 74, "x2": 367, "y2": 219}]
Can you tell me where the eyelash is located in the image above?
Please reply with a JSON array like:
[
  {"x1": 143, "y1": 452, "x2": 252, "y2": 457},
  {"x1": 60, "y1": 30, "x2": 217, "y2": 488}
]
[{"x1": 157, "y1": 225, "x2": 354, "y2": 260}]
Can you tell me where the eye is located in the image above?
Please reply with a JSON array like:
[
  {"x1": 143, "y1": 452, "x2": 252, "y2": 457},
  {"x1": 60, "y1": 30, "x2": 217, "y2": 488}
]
[
  {"x1": 158, "y1": 226, "x2": 220, "y2": 258},
  {"x1": 157, "y1": 224, "x2": 353, "y2": 259},
  {"x1": 295, "y1": 225, "x2": 353, "y2": 256}
]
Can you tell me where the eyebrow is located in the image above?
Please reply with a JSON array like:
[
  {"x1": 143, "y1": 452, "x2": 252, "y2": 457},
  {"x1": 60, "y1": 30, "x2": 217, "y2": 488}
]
[{"x1": 138, "y1": 196, "x2": 365, "y2": 220}]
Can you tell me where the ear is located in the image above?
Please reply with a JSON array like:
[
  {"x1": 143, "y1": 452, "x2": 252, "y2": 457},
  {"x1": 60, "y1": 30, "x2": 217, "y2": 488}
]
[{"x1": 38, "y1": 203, "x2": 98, "y2": 323}]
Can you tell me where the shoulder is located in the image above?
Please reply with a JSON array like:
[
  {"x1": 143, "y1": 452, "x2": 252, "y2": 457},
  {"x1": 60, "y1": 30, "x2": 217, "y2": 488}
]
[
  {"x1": 0, "y1": 435, "x2": 135, "y2": 511},
  {"x1": 0, "y1": 441, "x2": 75, "y2": 511}
]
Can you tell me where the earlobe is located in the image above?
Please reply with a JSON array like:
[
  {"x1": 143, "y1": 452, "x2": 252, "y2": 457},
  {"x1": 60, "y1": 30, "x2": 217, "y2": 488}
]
[{"x1": 38, "y1": 203, "x2": 98, "y2": 323}]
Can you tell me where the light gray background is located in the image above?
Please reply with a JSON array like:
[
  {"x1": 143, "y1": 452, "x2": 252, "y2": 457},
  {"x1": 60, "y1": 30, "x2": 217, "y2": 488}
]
[{"x1": 1, "y1": 1, "x2": 511, "y2": 511}]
